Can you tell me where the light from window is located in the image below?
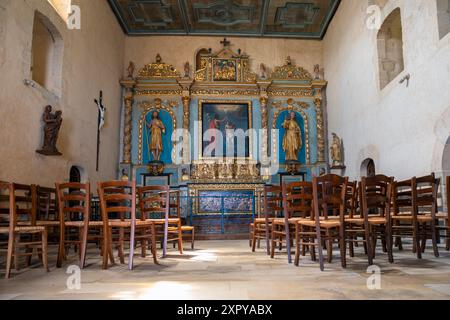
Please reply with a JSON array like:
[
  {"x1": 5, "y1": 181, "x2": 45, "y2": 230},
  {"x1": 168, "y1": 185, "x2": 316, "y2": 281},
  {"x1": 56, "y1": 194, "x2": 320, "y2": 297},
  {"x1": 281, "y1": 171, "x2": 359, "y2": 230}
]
[
  {"x1": 377, "y1": 8, "x2": 404, "y2": 90},
  {"x1": 47, "y1": 0, "x2": 71, "y2": 21},
  {"x1": 31, "y1": 11, "x2": 64, "y2": 96}
]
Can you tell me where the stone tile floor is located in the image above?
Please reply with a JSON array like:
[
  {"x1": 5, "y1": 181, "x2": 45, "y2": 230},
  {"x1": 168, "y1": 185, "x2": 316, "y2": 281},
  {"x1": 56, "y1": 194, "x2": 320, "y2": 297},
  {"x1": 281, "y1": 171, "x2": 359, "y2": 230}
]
[{"x1": 0, "y1": 240, "x2": 450, "y2": 300}]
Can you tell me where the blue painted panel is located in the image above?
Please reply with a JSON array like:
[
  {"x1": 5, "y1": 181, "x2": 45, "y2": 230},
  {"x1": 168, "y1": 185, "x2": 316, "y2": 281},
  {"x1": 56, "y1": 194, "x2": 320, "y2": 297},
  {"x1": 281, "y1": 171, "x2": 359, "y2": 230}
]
[
  {"x1": 141, "y1": 109, "x2": 174, "y2": 164},
  {"x1": 276, "y1": 110, "x2": 307, "y2": 164}
]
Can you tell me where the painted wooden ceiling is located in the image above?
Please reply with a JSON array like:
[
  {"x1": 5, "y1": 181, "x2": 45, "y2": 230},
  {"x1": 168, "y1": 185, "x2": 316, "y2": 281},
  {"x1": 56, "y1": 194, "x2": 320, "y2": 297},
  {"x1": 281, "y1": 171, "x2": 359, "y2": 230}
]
[{"x1": 108, "y1": 0, "x2": 340, "y2": 39}]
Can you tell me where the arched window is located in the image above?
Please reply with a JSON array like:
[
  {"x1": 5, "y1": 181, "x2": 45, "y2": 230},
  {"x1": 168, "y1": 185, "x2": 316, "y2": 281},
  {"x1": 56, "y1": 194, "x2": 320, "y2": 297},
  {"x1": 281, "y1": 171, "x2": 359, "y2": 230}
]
[
  {"x1": 69, "y1": 166, "x2": 81, "y2": 183},
  {"x1": 47, "y1": 0, "x2": 71, "y2": 21},
  {"x1": 361, "y1": 158, "x2": 376, "y2": 177},
  {"x1": 377, "y1": 8, "x2": 404, "y2": 90},
  {"x1": 195, "y1": 48, "x2": 209, "y2": 71},
  {"x1": 31, "y1": 11, "x2": 64, "y2": 96},
  {"x1": 436, "y1": 0, "x2": 450, "y2": 39}
]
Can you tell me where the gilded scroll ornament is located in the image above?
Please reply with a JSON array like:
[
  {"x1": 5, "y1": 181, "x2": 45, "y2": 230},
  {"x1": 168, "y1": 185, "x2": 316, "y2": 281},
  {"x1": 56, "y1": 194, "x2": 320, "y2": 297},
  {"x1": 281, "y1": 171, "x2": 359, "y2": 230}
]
[
  {"x1": 270, "y1": 57, "x2": 313, "y2": 81},
  {"x1": 190, "y1": 162, "x2": 261, "y2": 182},
  {"x1": 267, "y1": 89, "x2": 313, "y2": 97},
  {"x1": 136, "y1": 90, "x2": 182, "y2": 96},
  {"x1": 138, "y1": 54, "x2": 181, "y2": 79},
  {"x1": 191, "y1": 88, "x2": 259, "y2": 96}
]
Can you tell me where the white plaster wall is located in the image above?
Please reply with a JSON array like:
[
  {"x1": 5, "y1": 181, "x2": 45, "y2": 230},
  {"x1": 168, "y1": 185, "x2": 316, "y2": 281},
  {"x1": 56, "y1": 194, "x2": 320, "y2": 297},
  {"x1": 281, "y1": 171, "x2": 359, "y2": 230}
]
[
  {"x1": 0, "y1": 0, "x2": 125, "y2": 188},
  {"x1": 324, "y1": 0, "x2": 450, "y2": 180},
  {"x1": 124, "y1": 36, "x2": 323, "y2": 78}
]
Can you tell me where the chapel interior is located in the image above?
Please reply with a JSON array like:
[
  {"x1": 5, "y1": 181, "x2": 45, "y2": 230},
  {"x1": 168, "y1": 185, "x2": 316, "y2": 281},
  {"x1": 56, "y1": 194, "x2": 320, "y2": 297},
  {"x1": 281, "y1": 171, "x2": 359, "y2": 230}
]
[{"x1": 0, "y1": 0, "x2": 450, "y2": 300}]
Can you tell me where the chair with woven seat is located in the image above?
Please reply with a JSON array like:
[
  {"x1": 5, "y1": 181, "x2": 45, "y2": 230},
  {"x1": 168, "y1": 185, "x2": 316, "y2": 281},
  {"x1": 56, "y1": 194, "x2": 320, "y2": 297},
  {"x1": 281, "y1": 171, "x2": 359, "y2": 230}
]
[
  {"x1": 0, "y1": 182, "x2": 48, "y2": 278},
  {"x1": 296, "y1": 174, "x2": 348, "y2": 270},
  {"x1": 251, "y1": 185, "x2": 282, "y2": 255},
  {"x1": 138, "y1": 185, "x2": 175, "y2": 258},
  {"x1": 35, "y1": 186, "x2": 60, "y2": 248},
  {"x1": 437, "y1": 176, "x2": 449, "y2": 251},
  {"x1": 357, "y1": 175, "x2": 394, "y2": 265},
  {"x1": 272, "y1": 182, "x2": 312, "y2": 263},
  {"x1": 169, "y1": 190, "x2": 195, "y2": 250},
  {"x1": 392, "y1": 174, "x2": 440, "y2": 259},
  {"x1": 56, "y1": 182, "x2": 103, "y2": 268},
  {"x1": 98, "y1": 180, "x2": 158, "y2": 270}
]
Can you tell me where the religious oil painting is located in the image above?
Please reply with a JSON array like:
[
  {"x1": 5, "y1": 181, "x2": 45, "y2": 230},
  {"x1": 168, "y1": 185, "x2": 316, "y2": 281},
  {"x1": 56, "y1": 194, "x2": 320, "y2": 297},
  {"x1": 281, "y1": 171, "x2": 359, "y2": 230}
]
[
  {"x1": 200, "y1": 101, "x2": 251, "y2": 158},
  {"x1": 197, "y1": 190, "x2": 254, "y2": 215},
  {"x1": 213, "y1": 59, "x2": 237, "y2": 81}
]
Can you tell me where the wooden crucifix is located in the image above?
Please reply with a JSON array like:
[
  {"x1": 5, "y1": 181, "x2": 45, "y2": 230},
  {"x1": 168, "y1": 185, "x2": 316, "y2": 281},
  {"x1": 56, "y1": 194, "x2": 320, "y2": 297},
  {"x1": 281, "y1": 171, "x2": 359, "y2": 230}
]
[{"x1": 94, "y1": 91, "x2": 106, "y2": 172}]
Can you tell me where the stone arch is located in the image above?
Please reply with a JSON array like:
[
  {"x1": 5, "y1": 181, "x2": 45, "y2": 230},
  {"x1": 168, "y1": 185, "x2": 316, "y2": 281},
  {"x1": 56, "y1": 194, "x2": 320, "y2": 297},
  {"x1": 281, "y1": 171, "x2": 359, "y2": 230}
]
[{"x1": 361, "y1": 158, "x2": 376, "y2": 177}]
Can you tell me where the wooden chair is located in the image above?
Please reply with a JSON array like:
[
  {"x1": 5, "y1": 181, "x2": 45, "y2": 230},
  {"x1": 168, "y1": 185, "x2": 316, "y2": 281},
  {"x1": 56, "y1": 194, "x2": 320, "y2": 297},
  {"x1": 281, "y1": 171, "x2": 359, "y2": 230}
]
[
  {"x1": 251, "y1": 185, "x2": 282, "y2": 255},
  {"x1": 436, "y1": 176, "x2": 449, "y2": 250},
  {"x1": 358, "y1": 175, "x2": 394, "y2": 264},
  {"x1": 170, "y1": 190, "x2": 194, "y2": 250},
  {"x1": 98, "y1": 180, "x2": 157, "y2": 270},
  {"x1": 392, "y1": 174, "x2": 440, "y2": 259},
  {"x1": 137, "y1": 185, "x2": 175, "y2": 259},
  {"x1": 296, "y1": 174, "x2": 348, "y2": 270},
  {"x1": 272, "y1": 182, "x2": 312, "y2": 263},
  {"x1": 0, "y1": 182, "x2": 48, "y2": 278},
  {"x1": 56, "y1": 182, "x2": 103, "y2": 268},
  {"x1": 35, "y1": 186, "x2": 60, "y2": 244}
]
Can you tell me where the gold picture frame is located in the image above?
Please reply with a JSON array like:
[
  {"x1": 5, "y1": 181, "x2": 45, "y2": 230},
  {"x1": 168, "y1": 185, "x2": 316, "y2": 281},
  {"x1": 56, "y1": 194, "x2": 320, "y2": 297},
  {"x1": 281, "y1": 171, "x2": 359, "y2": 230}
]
[{"x1": 198, "y1": 99, "x2": 253, "y2": 161}]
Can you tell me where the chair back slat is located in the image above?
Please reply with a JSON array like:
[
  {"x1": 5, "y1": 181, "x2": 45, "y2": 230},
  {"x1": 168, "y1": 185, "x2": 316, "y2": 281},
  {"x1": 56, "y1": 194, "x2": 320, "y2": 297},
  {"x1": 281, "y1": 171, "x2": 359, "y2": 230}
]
[
  {"x1": 360, "y1": 175, "x2": 393, "y2": 220},
  {"x1": 56, "y1": 182, "x2": 90, "y2": 224},
  {"x1": 282, "y1": 181, "x2": 313, "y2": 220},
  {"x1": 413, "y1": 173, "x2": 439, "y2": 217},
  {"x1": 138, "y1": 185, "x2": 170, "y2": 219},
  {"x1": 0, "y1": 183, "x2": 36, "y2": 227},
  {"x1": 98, "y1": 181, "x2": 136, "y2": 223},
  {"x1": 262, "y1": 185, "x2": 283, "y2": 219},
  {"x1": 312, "y1": 174, "x2": 348, "y2": 221},
  {"x1": 346, "y1": 181, "x2": 359, "y2": 218},
  {"x1": 36, "y1": 185, "x2": 57, "y2": 221}
]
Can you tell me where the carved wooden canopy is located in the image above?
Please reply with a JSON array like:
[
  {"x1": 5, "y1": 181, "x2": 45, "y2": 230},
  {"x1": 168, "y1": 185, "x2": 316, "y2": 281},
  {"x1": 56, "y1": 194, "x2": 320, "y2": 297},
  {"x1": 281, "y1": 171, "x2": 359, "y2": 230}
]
[{"x1": 194, "y1": 46, "x2": 257, "y2": 84}]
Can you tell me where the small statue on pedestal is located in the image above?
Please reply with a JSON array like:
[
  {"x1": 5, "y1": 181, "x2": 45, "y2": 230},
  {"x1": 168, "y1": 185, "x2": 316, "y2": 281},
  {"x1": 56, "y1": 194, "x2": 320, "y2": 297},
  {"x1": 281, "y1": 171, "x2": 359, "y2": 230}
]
[
  {"x1": 314, "y1": 64, "x2": 320, "y2": 80},
  {"x1": 127, "y1": 61, "x2": 135, "y2": 78},
  {"x1": 36, "y1": 105, "x2": 63, "y2": 156},
  {"x1": 260, "y1": 63, "x2": 267, "y2": 79},
  {"x1": 184, "y1": 62, "x2": 190, "y2": 78},
  {"x1": 330, "y1": 133, "x2": 344, "y2": 167}
]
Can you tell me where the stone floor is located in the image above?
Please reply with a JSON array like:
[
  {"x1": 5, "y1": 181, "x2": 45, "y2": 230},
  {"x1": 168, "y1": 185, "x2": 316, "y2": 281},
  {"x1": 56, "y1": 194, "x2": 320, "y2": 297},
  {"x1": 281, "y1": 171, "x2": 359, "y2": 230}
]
[{"x1": 1, "y1": 240, "x2": 450, "y2": 300}]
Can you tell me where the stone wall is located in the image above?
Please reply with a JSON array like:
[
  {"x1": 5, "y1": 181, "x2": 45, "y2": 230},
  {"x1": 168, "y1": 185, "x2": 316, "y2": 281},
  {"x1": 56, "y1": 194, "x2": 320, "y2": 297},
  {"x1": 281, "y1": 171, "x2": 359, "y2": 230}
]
[
  {"x1": 323, "y1": 0, "x2": 450, "y2": 180},
  {"x1": 0, "y1": 0, "x2": 125, "y2": 187}
]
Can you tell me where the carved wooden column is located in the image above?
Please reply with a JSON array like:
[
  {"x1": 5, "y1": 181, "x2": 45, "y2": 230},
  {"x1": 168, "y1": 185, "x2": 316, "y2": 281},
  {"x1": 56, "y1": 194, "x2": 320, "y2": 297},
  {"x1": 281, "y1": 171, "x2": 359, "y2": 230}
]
[
  {"x1": 258, "y1": 80, "x2": 271, "y2": 157},
  {"x1": 178, "y1": 79, "x2": 192, "y2": 164},
  {"x1": 120, "y1": 80, "x2": 135, "y2": 164},
  {"x1": 182, "y1": 96, "x2": 190, "y2": 130},
  {"x1": 314, "y1": 97, "x2": 325, "y2": 162},
  {"x1": 312, "y1": 81, "x2": 327, "y2": 163}
]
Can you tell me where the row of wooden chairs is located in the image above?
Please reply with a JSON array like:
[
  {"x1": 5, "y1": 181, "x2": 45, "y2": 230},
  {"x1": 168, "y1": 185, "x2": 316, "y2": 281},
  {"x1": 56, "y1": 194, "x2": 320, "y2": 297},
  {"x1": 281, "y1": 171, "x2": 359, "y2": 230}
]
[
  {"x1": 250, "y1": 174, "x2": 449, "y2": 271},
  {"x1": 1, "y1": 181, "x2": 195, "y2": 278}
]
